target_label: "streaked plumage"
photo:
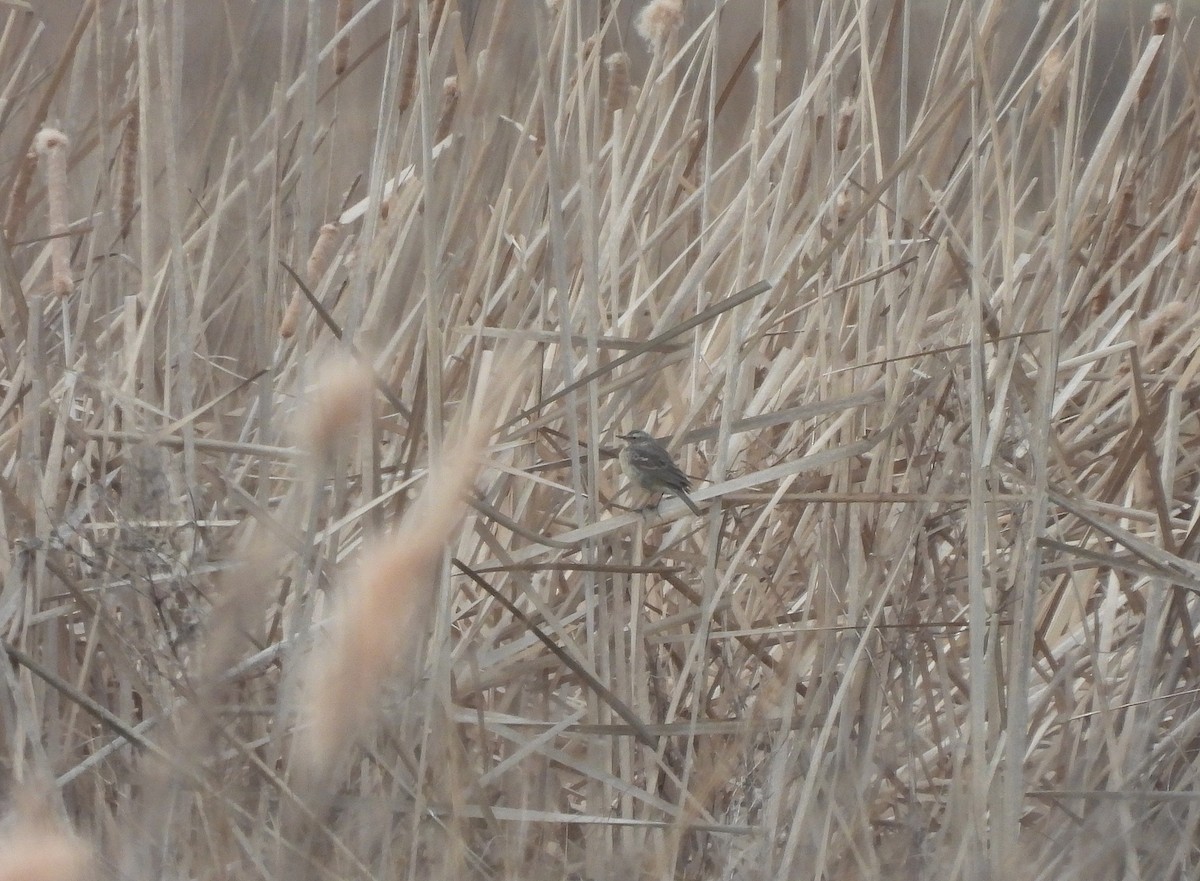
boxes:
[617,429,702,516]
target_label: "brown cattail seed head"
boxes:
[397,24,419,114]
[34,128,72,297]
[0,830,91,881]
[296,424,484,775]
[334,0,353,75]
[835,97,855,152]
[1038,45,1065,98]
[435,76,460,142]
[635,0,683,52]
[285,222,341,337]
[605,52,630,114]
[1139,300,1189,371]
[306,223,341,285]
[429,0,449,33]
[117,101,139,238]
[279,291,303,339]
[1179,182,1200,252]
[299,356,374,456]
[1152,3,1172,36]
[0,790,92,881]
[835,187,852,224]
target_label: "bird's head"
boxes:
[617,429,653,444]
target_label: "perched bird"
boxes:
[617,429,703,516]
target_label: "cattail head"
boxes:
[1038,44,1065,98]
[279,291,304,339]
[0,790,91,881]
[295,423,485,777]
[285,224,342,338]
[33,128,68,155]
[835,96,855,152]
[1179,183,1200,253]
[1152,3,1172,36]
[635,0,683,52]
[298,355,374,457]
[435,75,460,142]
[605,52,630,114]
[306,223,341,286]
[0,829,90,881]
[117,101,139,239]
[834,187,852,225]
[334,0,353,75]
[1139,300,1190,371]
[397,22,418,114]
[34,127,73,297]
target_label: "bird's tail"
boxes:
[670,486,703,516]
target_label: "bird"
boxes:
[617,429,703,516]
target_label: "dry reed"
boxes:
[2,3,1200,880]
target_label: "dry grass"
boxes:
[2,0,1200,879]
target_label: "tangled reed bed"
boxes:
[1,2,1200,879]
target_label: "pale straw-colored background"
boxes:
[2,2,1200,880]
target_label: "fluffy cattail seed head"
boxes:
[635,0,683,52]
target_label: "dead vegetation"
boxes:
[1,1,1200,879]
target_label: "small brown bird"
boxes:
[617,430,702,516]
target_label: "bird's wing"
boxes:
[626,445,671,470]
